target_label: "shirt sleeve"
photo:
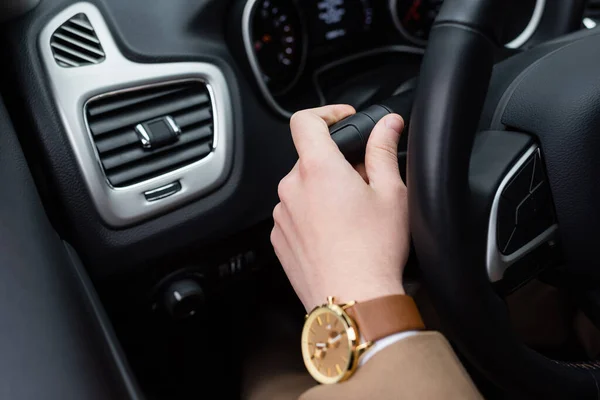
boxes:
[358,331,420,366]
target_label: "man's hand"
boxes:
[271,105,410,311]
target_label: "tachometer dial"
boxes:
[250,0,305,95]
[391,0,444,45]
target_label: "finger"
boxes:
[290,105,355,159]
[354,163,368,183]
[365,114,404,191]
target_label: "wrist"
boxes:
[310,279,405,310]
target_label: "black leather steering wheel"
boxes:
[408,0,600,398]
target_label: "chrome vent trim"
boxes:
[50,13,105,67]
[85,80,214,187]
[39,3,234,227]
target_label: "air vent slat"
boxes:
[107,143,212,187]
[102,125,213,171]
[60,25,101,44]
[86,80,215,187]
[52,33,105,57]
[50,13,105,68]
[53,54,81,67]
[51,42,100,63]
[89,92,210,136]
[173,107,212,128]
[88,86,185,117]
[95,130,140,154]
[69,15,94,31]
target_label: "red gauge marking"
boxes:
[403,0,422,24]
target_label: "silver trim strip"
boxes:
[39,3,234,227]
[486,146,558,282]
[505,0,546,49]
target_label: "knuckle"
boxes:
[290,110,309,129]
[277,172,297,202]
[277,177,289,201]
[299,153,323,176]
[272,203,283,223]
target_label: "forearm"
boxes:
[300,332,483,400]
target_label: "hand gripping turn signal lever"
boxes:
[328,92,414,165]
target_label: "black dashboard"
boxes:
[0,0,585,282]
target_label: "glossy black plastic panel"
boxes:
[0,98,141,399]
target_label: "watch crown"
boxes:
[327,296,335,305]
[341,300,356,310]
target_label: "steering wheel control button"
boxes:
[500,150,556,255]
[144,181,182,202]
[135,116,181,150]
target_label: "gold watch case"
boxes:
[301,297,373,384]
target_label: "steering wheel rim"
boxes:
[407,0,600,398]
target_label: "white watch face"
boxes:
[301,306,357,384]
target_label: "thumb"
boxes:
[365,114,404,191]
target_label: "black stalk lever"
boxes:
[328,92,414,165]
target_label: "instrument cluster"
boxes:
[243,0,543,115]
[246,0,377,96]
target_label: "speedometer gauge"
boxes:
[250,0,305,95]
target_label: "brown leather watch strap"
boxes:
[345,294,425,342]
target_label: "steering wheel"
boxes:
[407,0,600,398]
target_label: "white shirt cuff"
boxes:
[358,331,420,367]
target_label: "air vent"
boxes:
[86,81,214,187]
[50,13,105,67]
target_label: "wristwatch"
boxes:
[301,294,425,384]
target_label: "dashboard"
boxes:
[0,0,582,281]
[243,0,543,116]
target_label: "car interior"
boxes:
[3,0,600,398]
